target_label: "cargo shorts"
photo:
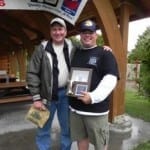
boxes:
[70,111,109,150]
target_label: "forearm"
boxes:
[89,74,117,104]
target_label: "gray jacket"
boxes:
[26,43,52,102]
[26,40,75,102]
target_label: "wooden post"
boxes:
[9,51,17,76]
[119,1,131,114]
[92,0,127,121]
[16,48,27,81]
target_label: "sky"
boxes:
[128,17,150,51]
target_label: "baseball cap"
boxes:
[80,20,96,32]
[50,17,66,28]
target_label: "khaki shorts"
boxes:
[70,111,109,150]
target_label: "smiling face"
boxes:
[50,23,67,44]
[80,30,97,48]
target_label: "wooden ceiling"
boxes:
[0,0,150,52]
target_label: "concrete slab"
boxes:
[0,102,150,150]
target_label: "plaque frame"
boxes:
[67,67,92,97]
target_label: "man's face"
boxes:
[80,30,97,48]
[50,23,67,44]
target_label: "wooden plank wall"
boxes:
[0,55,10,74]
[0,49,27,81]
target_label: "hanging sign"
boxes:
[0,0,88,25]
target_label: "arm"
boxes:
[89,74,117,104]
[26,45,43,97]
[26,45,46,110]
[78,74,117,104]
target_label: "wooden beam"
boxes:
[9,51,18,75]
[26,12,50,39]
[118,1,130,115]
[0,28,21,45]
[1,16,32,48]
[0,28,21,55]
[93,0,127,121]
[4,11,44,38]
[120,2,131,50]
[16,48,27,81]
[0,13,43,51]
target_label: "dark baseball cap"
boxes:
[80,20,96,32]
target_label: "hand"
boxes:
[77,91,92,104]
[33,100,46,110]
[103,45,112,52]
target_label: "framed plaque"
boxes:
[67,67,92,97]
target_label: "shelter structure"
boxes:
[0,0,150,122]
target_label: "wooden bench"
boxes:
[0,82,27,89]
[0,95,32,104]
[0,75,17,83]
[0,82,32,103]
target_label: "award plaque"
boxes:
[67,67,92,97]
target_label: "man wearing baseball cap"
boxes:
[69,20,119,150]
[79,19,97,32]
[50,17,67,28]
[27,17,72,150]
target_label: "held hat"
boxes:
[80,20,96,32]
[50,17,66,28]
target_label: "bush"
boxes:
[128,27,150,96]
[133,141,150,150]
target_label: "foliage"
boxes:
[133,141,150,150]
[69,36,81,47]
[128,26,150,62]
[128,27,150,96]
[96,34,104,46]
[140,64,150,96]
[128,48,139,63]
[125,90,150,122]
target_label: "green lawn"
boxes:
[125,90,150,122]
[125,90,150,150]
[133,141,150,150]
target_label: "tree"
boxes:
[96,34,104,46]
[128,26,150,96]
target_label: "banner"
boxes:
[0,0,88,25]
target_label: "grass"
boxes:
[133,141,150,150]
[125,89,150,150]
[125,90,150,122]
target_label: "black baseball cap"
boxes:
[80,20,96,32]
